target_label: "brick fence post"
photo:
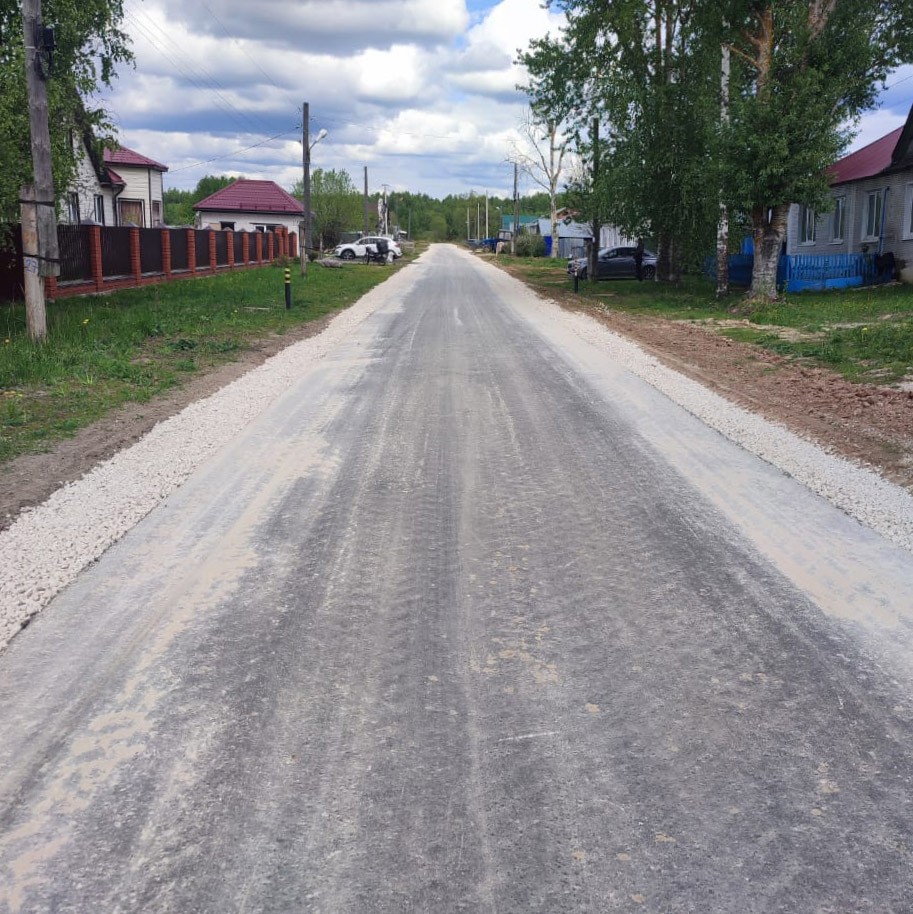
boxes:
[209,230,217,273]
[130,227,142,282]
[44,275,57,299]
[89,224,103,291]
[242,232,249,266]
[256,233,263,264]
[267,232,274,262]
[187,228,196,272]
[226,230,234,268]
[162,228,172,278]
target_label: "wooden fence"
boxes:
[1,223,297,302]
[704,251,894,292]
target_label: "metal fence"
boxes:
[58,224,94,283]
[194,230,211,269]
[139,228,163,275]
[101,226,132,277]
[170,229,189,271]
[214,231,229,266]
[1,224,281,301]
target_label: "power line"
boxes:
[125,5,278,139]
[169,129,300,172]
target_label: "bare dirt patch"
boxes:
[0,314,335,530]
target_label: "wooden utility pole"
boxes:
[716,37,731,297]
[511,163,520,255]
[301,101,310,277]
[485,194,489,240]
[21,185,47,340]
[22,0,60,340]
[363,167,369,235]
[466,207,470,241]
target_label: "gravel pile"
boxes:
[2,247,911,653]
[0,265,419,652]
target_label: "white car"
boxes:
[334,236,402,260]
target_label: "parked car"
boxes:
[567,246,657,280]
[335,236,402,260]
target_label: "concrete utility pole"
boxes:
[466,208,470,241]
[511,163,520,256]
[21,0,60,341]
[485,193,489,240]
[301,101,310,277]
[363,167,369,235]
[20,186,47,340]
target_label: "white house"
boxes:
[193,179,304,245]
[63,139,168,227]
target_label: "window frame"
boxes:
[831,196,845,244]
[94,194,105,225]
[904,183,913,241]
[862,189,884,242]
[798,204,816,245]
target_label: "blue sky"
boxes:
[99,1,911,200]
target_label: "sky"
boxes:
[99,0,913,201]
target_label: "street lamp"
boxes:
[301,101,327,277]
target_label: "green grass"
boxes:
[0,260,404,463]
[503,256,913,385]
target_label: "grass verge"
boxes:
[499,255,913,385]
[0,260,402,464]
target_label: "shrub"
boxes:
[515,233,547,257]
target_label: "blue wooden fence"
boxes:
[704,252,893,292]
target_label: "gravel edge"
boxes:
[0,266,418,652]
[2,247,911,654]
[475,250,913,555]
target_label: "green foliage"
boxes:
[163,175,234,226]
[515,233,547,257]
[0,0,133,221]
[291,168,362,249]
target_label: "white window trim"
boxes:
[904,182,913,241]
[862,189,883,243]
[830,197,845,244]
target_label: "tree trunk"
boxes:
[657,230,673,282]
[550,187,559,259]
[749,203,789,301]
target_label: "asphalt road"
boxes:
[2,245,913,913]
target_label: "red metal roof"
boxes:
[193,179,305,215]
[828,127,903,185]
[103,145,169,172]
[104,166,125,186]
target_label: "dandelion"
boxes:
[861,326,869,332]
[82,318,89,325]
[3,338,9,344]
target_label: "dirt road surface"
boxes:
[2,245,913,913]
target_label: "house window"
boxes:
[152,201,162,226]
[831,197,845,243]
[220,221,236,231]
[863,189,883,241]
[905,183,913,240]
[798,205,816,245]
[67,192,79,224]
[119,198,144,226]
[94,195,105,225]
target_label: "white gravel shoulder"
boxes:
[2,246,912,653]
[472,248,913,555]
[0,265,419,652]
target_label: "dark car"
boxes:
[567,246,657,280]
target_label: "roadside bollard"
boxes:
[284,267,291,310]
